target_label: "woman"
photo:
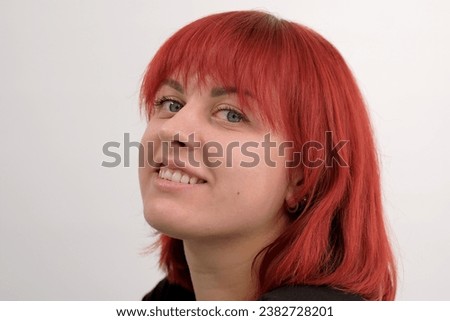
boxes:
[138,10,396,300]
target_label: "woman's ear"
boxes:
[285,171,304,207]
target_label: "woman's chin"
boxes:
[144,206,199,239]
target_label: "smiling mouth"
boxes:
[158,167,206,185]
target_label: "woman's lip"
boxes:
[153,172,206,192]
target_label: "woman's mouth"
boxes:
[158,167,206,185]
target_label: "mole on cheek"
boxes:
[237,191,240,195]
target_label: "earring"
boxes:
[287,203,300,214]
[287,197,308,216]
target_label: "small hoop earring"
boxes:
[287,197,308,216]
[287,203,299,214]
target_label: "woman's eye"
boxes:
[154,97,183,113]
[165,100,183,112]
[216,108,245,123]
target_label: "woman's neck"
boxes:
[183,216,288,301]
[184,238,259,300]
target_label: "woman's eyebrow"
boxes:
[210,87,237,97]
[163,79,184,94]
[162,79,252,98]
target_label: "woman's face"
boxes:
[139,77,295,241]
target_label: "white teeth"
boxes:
[180,174,190,184]
[163,169,172,180]
[158,168,204,185]
[171,171,182,183]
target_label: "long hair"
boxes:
[140,10,396,300]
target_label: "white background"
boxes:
[1,0,449,300]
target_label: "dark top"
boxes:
[142,278,364,301]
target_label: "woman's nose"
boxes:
[157,104,202,149]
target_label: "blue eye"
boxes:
[216,107,246,123]
[167,101,182,112]
[154,97,183,113]
[226,110,243,122]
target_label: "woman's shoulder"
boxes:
[143,278,364,301]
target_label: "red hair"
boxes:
[140,11,396,300]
